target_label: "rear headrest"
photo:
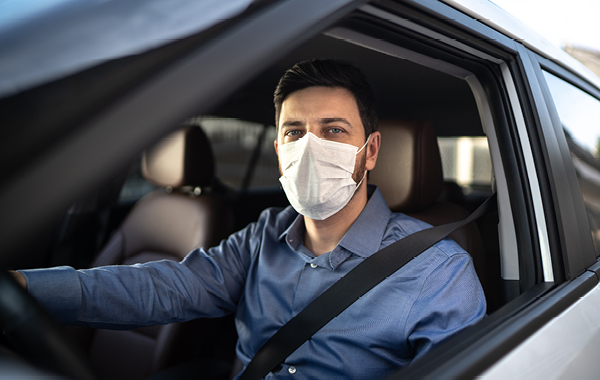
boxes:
[369,120,443,212]
[142,125,215,188]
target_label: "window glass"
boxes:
[438,137,492,188]
[543,70,600,256]
[118,166,157,202]
[197,117,280,190]
[543,71,600,155]
[118,117,280,204]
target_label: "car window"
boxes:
[543,70,600,256]
[198,117,280,190]
[118,166,157,203]
[118,117,280,204]
[439,137,492,188]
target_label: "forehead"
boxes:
[279,86,360,121]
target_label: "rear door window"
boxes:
[543,70,600,256]
[197,117,280,190]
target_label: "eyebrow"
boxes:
[280,120,304,128]
[280,118,353,128]
[320,118,353,128]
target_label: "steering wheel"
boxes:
[0,271,95,379]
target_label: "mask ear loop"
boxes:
[354,134,371,187]
[355,169,368,188]
[356,134,371,154]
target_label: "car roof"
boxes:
[443,0,600,89]
[1,0,599,100]
[0,0,255,97]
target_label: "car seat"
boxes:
[368,120,491,303]
[85,125,235,380]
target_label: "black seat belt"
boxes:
[239,193,497,380]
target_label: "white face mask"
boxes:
[278,132,370,220]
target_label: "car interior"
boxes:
[4,13,516,380]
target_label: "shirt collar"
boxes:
[279,185,392,258]
[279,211,304,251]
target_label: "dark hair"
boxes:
[274,59,378,139]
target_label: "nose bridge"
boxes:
[305,120,323,138]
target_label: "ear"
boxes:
[274,139,279,156]
[365,131,381,171]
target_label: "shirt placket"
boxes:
[291,257,327,315]
[290,247,353,315]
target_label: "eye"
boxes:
[283,129,305,141]
[325,127,347,136]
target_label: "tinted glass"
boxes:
[543,70,600,256]
[200,117,280,190]
[119,118,280,204]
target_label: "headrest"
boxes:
[142,125,215,188]
[369,120,443,212]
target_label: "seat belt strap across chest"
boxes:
[240,193,497,380]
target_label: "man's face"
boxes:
[274,86,367,182]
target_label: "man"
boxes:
[14,59,485,379]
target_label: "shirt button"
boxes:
[310,263,317,269]
[288,366,297,374]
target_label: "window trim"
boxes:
[500,62,553,282]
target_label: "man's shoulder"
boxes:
[381,213,474,287]
[253,205,298,234]
[385,212,466,258]
[387,212,433,234]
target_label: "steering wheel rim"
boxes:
[0,270,95,379]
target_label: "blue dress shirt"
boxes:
[22,186,486,379]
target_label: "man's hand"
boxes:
[9,270,27,289]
